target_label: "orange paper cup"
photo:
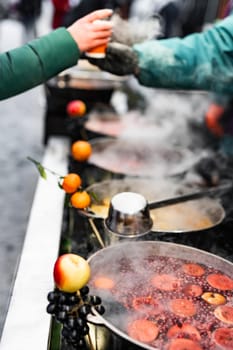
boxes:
[86,43,107,59]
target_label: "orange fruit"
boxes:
[62,173,82,194]
[70,191,91,209]
[71,140,92,162]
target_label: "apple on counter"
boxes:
[53,253,91,293]
[66,100,86,117]
[47,254,105,349]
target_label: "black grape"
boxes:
[46,285,105,349]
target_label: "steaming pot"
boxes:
[87,241,233,350]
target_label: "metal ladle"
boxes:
[104,182,231,237]
[104,192,153,238]
[77,181,232,221]
[147,181,232,210]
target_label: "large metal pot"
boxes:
[44,64,126,143]
[84,178,225,233]
[87,241,233,350]
[88,137,200,178]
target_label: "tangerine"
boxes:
[62,173,82,194]
[71,140,92,162]
[70,191,91,209]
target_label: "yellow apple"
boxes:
[53,253,91,293]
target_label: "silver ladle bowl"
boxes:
[104,192,153,238]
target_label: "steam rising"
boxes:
[88,85,212,178]
[111,13,162,46]
[89,137,202,177]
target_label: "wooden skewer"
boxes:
[88,218,105,248]
[87,333,95,350]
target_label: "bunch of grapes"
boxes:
[46,285,105,349]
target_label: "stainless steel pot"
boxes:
[87,241,233,350]
[81,178,225,233]
[88,137,200,178]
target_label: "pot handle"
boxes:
[87,307,106,326]
[77,208,103,220]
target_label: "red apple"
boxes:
[66,100,86,117]
[53,253,91,293]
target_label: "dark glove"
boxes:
[87,42,139,76]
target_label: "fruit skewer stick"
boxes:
[88,218,105,248]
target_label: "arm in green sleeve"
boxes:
[0,28,80,100]
[133,14,233,95]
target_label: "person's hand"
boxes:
[87,42,139,76]
[67,9,113,52]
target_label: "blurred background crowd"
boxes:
[0,0,226,41]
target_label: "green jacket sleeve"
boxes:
[133,14,233,95]
[0,28,79,100]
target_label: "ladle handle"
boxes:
[148,182,232,210]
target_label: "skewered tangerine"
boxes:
[61,173,82,194]
[70,191,91,209]
[71,140,92,162]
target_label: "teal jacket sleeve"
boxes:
[133,14,233,95]
[0,28,79,100]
